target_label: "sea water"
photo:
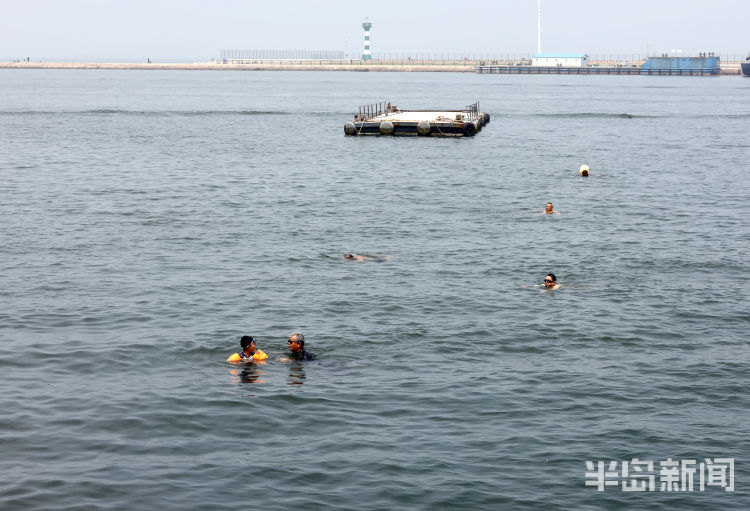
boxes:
[0,69,748,510]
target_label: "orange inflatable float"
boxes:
[226,349,268,362]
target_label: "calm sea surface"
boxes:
[1,70,749,510]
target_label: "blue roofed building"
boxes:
[532,53,590,67]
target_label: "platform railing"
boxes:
[463,102,479,121]
[357,102,388,120]
[355,101,480,122]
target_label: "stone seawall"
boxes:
[0,61,743,75]
[0,62,474,72]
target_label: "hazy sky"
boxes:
[2,0,748,61]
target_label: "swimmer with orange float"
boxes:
[579,165,601,177]
[227,335,268,362]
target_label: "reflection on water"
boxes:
[228,364,266,384]
[287,362,306,386]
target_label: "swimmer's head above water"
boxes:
[288,332,305,352]
[545,202,554,212]
[240,335,256,355]
[240,335,255,349]
[579,165,590,177]
[544,273,557,288]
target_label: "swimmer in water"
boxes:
[282,332,316,361]
[343,253,368,262]
[342,253,392,262]
[521,273,562,292]
[543,202,560,215]
[226,335,267,362]
[579,164,601,177]
[543,273,559,290]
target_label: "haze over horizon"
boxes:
[2,0,748,62]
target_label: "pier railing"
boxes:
[220,50,748,67]
[221,49,346,60]
[357,102,388,120]
[400,102,480,120]
[474,65,723,76]
[355,101,480,121]
[463,102,479,121]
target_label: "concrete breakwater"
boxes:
[0,61,475,72]
[0,60,743,75]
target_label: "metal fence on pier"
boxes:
[462,102,479,121]
[475,65,720,76]
[220,49,345,62]
[355,101,480,121]
[219,50,747,66]
[357,102,387,120]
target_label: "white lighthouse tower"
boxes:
[362,17,372,60]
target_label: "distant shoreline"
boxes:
[0,61,742,75]
[0,61,475,72]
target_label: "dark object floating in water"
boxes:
[345,101,490,137]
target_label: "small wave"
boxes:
[532,112,655,119]
[0,109,292,116]
[704,113,750,119]
[187,110,292,116]
[531,112,750,120]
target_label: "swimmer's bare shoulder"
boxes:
[342,253,366,262]
[342,253,392,262]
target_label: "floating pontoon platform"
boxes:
[344,101,490,137]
